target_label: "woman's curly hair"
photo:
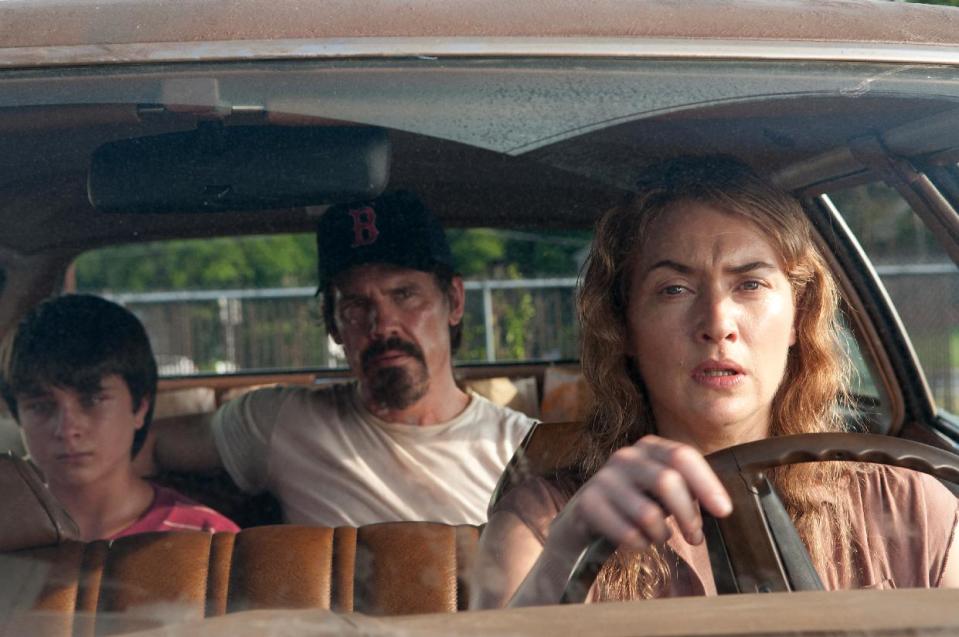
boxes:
[574,155,855,599]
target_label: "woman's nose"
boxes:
[697,292,739,344]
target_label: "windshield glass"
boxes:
[1,48,958,637]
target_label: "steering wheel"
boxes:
[560,432,959,602]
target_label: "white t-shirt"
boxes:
[211,382,535,526]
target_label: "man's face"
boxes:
[331,264,465,411]
[17,374,148,491]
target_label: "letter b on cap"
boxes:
[348,207,379,247]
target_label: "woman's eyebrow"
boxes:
[646,259,693,275]
[645,259,777,275]
[727,261,777,274]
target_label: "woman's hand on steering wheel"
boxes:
[549,435,734,556]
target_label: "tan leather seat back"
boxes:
[0,452,78,552]
[354,523,475,615]
[226,525,331,613]
[7,522,481,635]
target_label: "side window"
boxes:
[71,230,588,376]
[836,317,881,403]
[827,182,959,415]
[449,228,588,363]
[72,235,328,375]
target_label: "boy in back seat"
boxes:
[0,294,238,541]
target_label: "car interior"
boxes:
[0,55,957,634]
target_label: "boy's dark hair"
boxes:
[0,294,158,456]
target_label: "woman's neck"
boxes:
[49,471,155,541]
[656,413,771,455]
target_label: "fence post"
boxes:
[482,281,495,362]
[218,296,242,370]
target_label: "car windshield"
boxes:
[1,3,959,636]
[29,58,955,416]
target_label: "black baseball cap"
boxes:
[316,191,454,287]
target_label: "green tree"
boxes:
[448,229,506,277]
[75,234,317,292]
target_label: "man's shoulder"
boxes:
[214,380,359,438]
[244,379,356,408]
[463,390,538,430]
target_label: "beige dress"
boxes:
[493,466,959,596]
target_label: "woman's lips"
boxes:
[691,360,746,389]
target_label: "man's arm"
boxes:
[135,412,223,476]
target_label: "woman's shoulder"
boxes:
[856,464,957,512]
[853,464,957,554]
[848,464,958,588]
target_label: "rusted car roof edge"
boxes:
[3,37,959,70]
[3,0,959,48]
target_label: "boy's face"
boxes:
[17,374,148,491]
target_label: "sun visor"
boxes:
[87,124,389,213]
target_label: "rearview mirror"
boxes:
[88,124,390,213]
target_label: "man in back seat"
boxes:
[145,192,536,526]
[0,295,239,540]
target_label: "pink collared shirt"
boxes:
[109,484,239,539]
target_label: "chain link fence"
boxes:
[108,268,956,414]
[108,278,581,375]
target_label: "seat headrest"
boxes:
[487,420,586,514]
[0,452,78,551]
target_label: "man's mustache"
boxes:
[361,337,426,372]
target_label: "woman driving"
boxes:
[471,155,959,608]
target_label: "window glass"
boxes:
[74,235,326,375]
[837,318,881,403]
[827,182,959,414]
[449,228,588,363]
[73,229,588,375]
